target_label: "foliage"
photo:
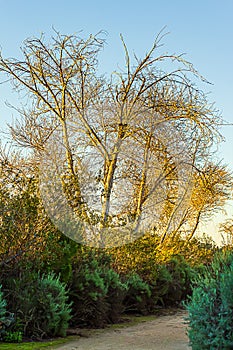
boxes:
[2,272,71,339]
[158,256,196,306]
[110,232,216,275]
[186,163,233,240]
[0,285,6,321]
[103,267,128,323]
[69,250,128,327]
[0,144,223,339]
[111,233,210,311]
[0,337,74,349]
[0,285,15,341]
[0,152,81,289]
[186,252,233,349]
[110,232,215,309]
[0,285,7,340]
[3,331,23,343]
[0,156,55,270]
[123,273,151,314]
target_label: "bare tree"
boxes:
[0,30,223,247]
[186,163,233,240]
[220,218,233,246]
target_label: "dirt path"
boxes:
[53,310,191,350]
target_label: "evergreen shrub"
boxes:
[69,257,127,327]
[123,273,151,314]
[0,285,15,341]
[186,252,233,349]
[3,272,71,339]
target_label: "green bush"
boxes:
[148,264,172,309]
[69,256,127,327]
[0,285,6,320]
[0,285,15,341]
[103,268,128,323]
[140,255,196,310]
[36,273,72,337]
[3,272,71,339]
[186,252,233,349]
[69,258,109,328]
[3,331,23,343]
[123,273,151,314]
[0,285,7,340]
[162,256,196,306]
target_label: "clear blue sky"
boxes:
[0,0,232,167]
[0,0,232,242]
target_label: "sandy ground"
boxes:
[53,310,191,350]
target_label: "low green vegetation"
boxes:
[0,164,228,346]
[0,223,219,343]
[1,174,232,348]
[4,273,71,339]
[0,337,76,349]
[186,251,233,349]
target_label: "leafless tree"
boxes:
[0,30,223,247]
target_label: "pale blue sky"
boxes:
[0,0,232,242]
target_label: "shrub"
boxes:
[123,273,151,314]
[162,256,196,306]
[0,285,15,341]
[36,273,72,337]
[0,285,7,340]
[135,256,196,309]
[186,252,233,349]
[0,285,6,321]
[3,331,23,343]
[110,232,216,275]
[69,255,127,327]
[148,264,172,309]
[103,268,128,323]
[137,259,190,310]
[69,258,109,328]
[3,272,71,339]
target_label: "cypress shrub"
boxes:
[69,258,127,327]
[123,273,151,314]
[186,252,233,349]
[3,272,71,339]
